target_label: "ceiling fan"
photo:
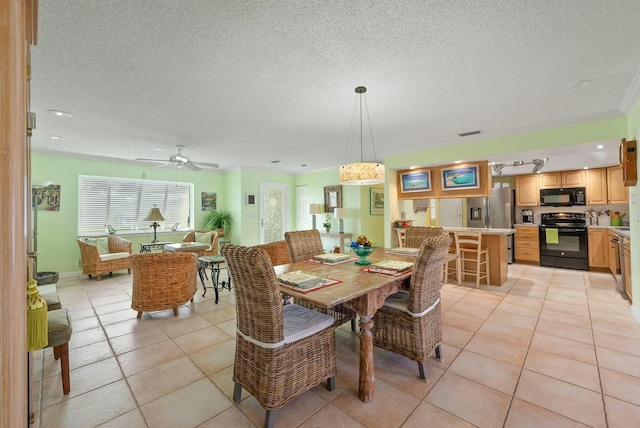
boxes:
[135,145,219,171]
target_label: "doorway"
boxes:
[259,182,289,243]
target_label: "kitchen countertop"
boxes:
[587,225,631,238]
[514,223,538,227]
[442,227,514,235]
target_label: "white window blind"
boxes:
[79,175,193,235]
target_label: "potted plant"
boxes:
[201,209,232,237]
[323,214,332,233]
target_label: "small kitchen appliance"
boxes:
[521,209,534,224]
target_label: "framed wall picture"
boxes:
[441,164,479,190]
[370,187,384,215]
[399,170,431,193]
[201,192,217,211]
[324,185,342,213]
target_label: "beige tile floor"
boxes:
[32,264,640,428]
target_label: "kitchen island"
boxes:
[442,227,514,286]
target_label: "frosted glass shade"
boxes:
[339,162,385,185]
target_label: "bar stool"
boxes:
[46,309,73,394]
[454,231,490,288]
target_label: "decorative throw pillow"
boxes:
[85,237,110,255]
[195,231,213,245]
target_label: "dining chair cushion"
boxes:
[238,304,334,349]
[384,290,440,318]
[42,292,62,311]
[84,237,110,255]
[195,231,214,245]
[47,309,73,348]
[98,252,130,262]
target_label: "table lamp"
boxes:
[309,203,323,229]
[144,206,165,242]
[334,208,347,233]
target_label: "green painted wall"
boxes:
[626,99,640,317]
[32,153,225,274]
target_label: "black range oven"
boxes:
[539,212,589,271]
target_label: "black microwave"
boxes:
[540,187,586,206]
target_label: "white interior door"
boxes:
[295,185,310,230]
[259,182,289,243]
[439,198,463,227]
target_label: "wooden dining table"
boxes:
[274,247,419,403]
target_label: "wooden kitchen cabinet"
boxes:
[588,228,609,269]
[515,226,539,263]
[623,238,631,301]
[539,170,586,189]
[586,168,607,205]
[607,166,628,204]
[515,174,539,206]
[608,229,619,276]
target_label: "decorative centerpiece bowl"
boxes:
[351,243,381,265]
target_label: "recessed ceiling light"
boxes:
[569,80,590,88]
[596,144,604,149]
[49,110,74,118]
[454,160,462,164]
[301,164,307,167]
[270,160,281,164]
[49,135,64,140]
[584,166,589,170]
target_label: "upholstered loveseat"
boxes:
[77,236,132,280]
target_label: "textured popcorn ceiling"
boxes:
[31,1,640,174]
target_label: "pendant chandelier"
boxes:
[339,86,385,185]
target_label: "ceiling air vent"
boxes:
[458,130,482,137]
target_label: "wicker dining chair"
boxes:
[222,244,336,428]
[182,230,219,256]
[284,230,357,329]
[404,226,444,248]
[130,252,198,318]
[254,240,292,266]
[372,232,451,380]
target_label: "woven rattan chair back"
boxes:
[408,233,452,313]
[284,229,324,262]
[404,226,444,249]
[222,244,285,344]
[130,252,197,318]
[254,240,292,266]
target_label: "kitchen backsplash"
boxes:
[515,203,629,226]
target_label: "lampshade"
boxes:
[334,208,347,219]
[339,86,385,185]
[309,203,323,215]
[144,207,165,222]
[339,163,385,185]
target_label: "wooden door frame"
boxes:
[1,1,36,426]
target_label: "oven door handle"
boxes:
[539,226,586,233]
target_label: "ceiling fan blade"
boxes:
[153,162,172,169]
[183,161,202,171]
[135,157,170,163]
[191,161,219,169]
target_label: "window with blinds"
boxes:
[79,175,193,235]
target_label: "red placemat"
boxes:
[361,267,413,276]
[279,278,342,294]
[307,256,358,265]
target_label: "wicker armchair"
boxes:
[130,252,197,318]
[404,226,444,248]
[372,232,451,380]
[222,244,336,428]
[284,230,357,329]
[77,236,132,280]
[182,230,219,256]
